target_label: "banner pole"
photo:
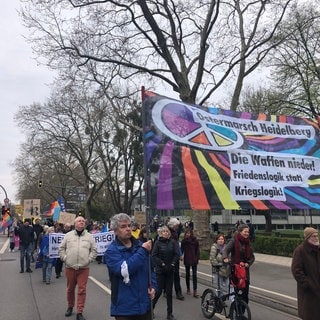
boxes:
[141,86,154,319]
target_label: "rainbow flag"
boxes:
[43,200,61,221]
[0,212,13,232]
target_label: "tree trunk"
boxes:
[263,210,272,232]
[193,210,211,251]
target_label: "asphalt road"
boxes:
[0,235,298,320]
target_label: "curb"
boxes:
[180,269,298,317]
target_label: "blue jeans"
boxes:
[20,243,33,271]
[42,260,53,283]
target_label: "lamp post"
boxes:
[0,184,9,208]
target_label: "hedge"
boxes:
[252,235,302,257]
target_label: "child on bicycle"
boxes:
[210,234,231,288]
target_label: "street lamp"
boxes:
[0,184,9,208]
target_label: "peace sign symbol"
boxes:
[152,99,244,151]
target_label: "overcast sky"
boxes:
[0,1,54,204]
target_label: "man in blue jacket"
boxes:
[104,213,156,320]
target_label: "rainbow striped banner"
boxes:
[143,91,320,210]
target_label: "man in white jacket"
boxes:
[59,216,97,320]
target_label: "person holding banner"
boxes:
[39,226,56,284]
[55,222,72,278]
[104,213,156,320]
[59,216,97,320]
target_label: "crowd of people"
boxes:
[4,212,318,320]
[5,214,254,320]
[6,216,101,320]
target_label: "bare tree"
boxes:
[20,0,292,108]
[14,85,143,220]
[267,2,320,118]
[18,0,295,246]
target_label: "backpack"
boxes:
[231,264,247,289]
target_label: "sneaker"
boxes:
[20,270,24,273]
[26,268,33,273]
[167,314,176,320]
[12,249,14,252]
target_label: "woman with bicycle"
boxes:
[222,224,255,304]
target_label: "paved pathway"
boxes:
[200,252,292,268]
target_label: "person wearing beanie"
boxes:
[303,227,318,241]
[291,227,320,320]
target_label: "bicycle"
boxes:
[200,263,251,320]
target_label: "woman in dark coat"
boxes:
[291,227,320,320]
[152,225,179,320]
[181,229,200,297]
[222,223,255,304]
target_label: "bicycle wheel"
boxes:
[201,288,217,319]
[229,298,251,320]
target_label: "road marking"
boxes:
[250,285,297,301]
[198,270,211,277]
[0,238,9,254]
[185,267,297,302]
[89,275,111,295]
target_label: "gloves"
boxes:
[121,261,130,284]
[165,263,175,273]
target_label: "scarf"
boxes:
[234,233,251,263]
[306,241,320,252]
[217,244,225,254]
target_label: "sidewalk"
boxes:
[254,252,292,267]
[200,252,292,268]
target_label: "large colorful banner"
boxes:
[143,91,320,210]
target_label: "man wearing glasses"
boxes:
[292,227,320,320]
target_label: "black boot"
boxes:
[76,313,86,320]
[65,307,73,317]
[176,292,184,300]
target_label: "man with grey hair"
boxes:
[167,218,184,301]
[104,213,157,320]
